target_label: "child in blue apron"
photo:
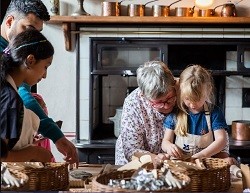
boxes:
[0,29,54,162]
[162,65,229,160]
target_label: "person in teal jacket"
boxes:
[1,0,78,165]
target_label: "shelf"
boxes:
[47,16,250,51]
[48,16,250,25]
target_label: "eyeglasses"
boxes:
[149,95,176,109]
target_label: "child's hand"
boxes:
[153,153,170,168]
[165,144,183,159]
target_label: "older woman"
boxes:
[115,61,177,165]
[115,61,236,166]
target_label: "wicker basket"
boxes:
[24,162,69,191]
[21,162,69,191]
[187,158,231,192]
[92,169,190,192]
[1,168,29,191]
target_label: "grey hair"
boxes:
[137,61,175,100]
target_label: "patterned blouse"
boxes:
[115,88,166,165]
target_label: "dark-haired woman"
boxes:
[0,29,54,161]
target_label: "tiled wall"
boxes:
[78,27,250,140]
[225,52,250,125]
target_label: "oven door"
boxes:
[91,37,168,75]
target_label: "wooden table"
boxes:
[68,164,243,192]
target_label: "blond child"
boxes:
[162,65,229,160]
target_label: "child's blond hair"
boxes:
[175,65,215,136]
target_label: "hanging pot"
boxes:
[151,0,181,17]
[175,6,195,17]
[220,2,237,17]
[210,1,237,17]
[127,0,158,17]
[198,8,216,17]
[232,120,250,141]
[109,107,123,138]
[102,0,125,16]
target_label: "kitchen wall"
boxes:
[40,0,250,161]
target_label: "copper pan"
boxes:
[175,6,195,17]
[102,0,126,16]
[151,0,181,17]
[232,120,250,141]
[198,9,216,17]
[127,0,158,17]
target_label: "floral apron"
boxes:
[175,103,213,156]
[7,76,40,150]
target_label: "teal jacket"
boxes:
[18,83,64,143]
[0,36,8,52]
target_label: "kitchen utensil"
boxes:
[175,6,195,17]
[211,1,238,17]
[127,0,157,17]
[109,107,123,137]
[232,120,250,141]
[198,8,216,17]
[151,0,181,17]
[221,1,237,17]
[71,0,88,16]
[102,0,125,16]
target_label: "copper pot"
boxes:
[151,0,181,17]
[198,9,216,17]
[102,1,121,16]
[175,6,195,17]
[221,2,237,17]
[127,4,145,16]
[127,0,159,17]
[232,120,250,141]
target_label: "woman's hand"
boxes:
[55,137,79,167]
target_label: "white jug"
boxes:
[109,107,123,138]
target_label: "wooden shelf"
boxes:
[48,15,250,25]
[47,16,250,51]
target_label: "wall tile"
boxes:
[226,76,243,88]
[80,79,89,99]
[226,59,237,71]
[243,77,250,87]
[80,58,90,79]
[242,108,250,120]
[80,78,90,100]
[79,35,90,59]
[225,88,242,107]
[79,120,90,140]
[80,99,90,120]
[223,28,245,38]
[226,51,237,61]
[225,107,242,125]
[245,28,250,38]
